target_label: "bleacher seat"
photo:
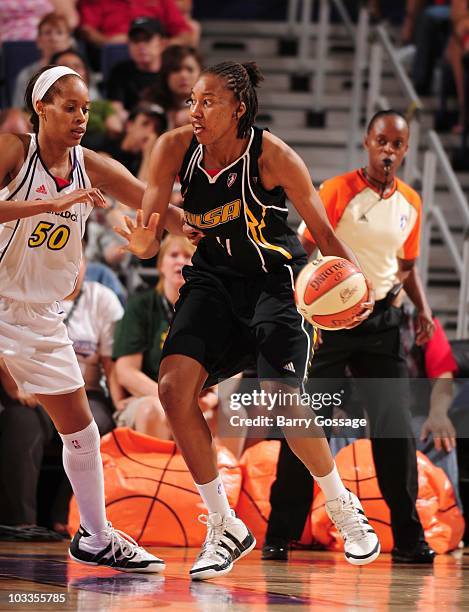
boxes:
[1,41,40,107]
[100,43,130,83]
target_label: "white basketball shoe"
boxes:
[326,491,380,565]
[69,523,165,573]
[190,510,256,580]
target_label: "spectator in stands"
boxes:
[12,13,74,108]
[0,109,31,134]
[0,0,78,43]
[50,48,125,146]
[407,1,451,96]
[0,361,63,541]
[446,0,469,132]
[447,350,469,543]
[144,45,202,128]
[106,18,165,113]
[78,0,197,64]
[51,48,100,100]
[401,307,460,501]
[368,0,407,24]
[0,257,122,538]
[61,257,122,435]
[82,226,127,306]
[174,0,201,46]
[101,104,167,180]
[112,234,195,437]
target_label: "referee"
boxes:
[263,110,436,564]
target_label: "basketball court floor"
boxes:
[0,543,467,610]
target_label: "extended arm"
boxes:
[114,127,192,258]
[0,136,106,223]
[420,373,456,452]
[399,258,434,344]
[263,135,360,267]
[114,354,159,397]
[84,147,186,235]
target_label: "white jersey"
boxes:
[0,134,93,303]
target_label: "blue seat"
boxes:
[1,41,40,107]
[101,43,130,83]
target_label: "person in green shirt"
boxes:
[112,234,195,437]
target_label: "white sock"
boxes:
[312,463,348,502]
[195,475,231,517]
[60,420,107,535]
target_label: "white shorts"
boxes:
[0,296,84,395]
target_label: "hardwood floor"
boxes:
[0,543,467,610]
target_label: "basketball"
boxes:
[294,256,368,330]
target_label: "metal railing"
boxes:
[287,0,355,119]
[346,5,369,169]
[363,19,469,337]
[420,132,469,338]
[366,26,423,183]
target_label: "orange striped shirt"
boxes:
[301,170,422,300]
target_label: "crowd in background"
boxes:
[369,1,469,158]
[0,0,467,549]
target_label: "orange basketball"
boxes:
[294,256,368,330]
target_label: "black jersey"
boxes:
[179,126,306,276]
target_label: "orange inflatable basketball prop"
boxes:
[235,440,314,548]
[68,427,242,546]
[311,439,464,553]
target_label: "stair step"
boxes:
[203,53,355,74]
[200,20,352,38]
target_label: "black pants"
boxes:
[266,301,425,549]
[412,6,450,96]
[0,388,114,526]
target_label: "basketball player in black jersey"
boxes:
[117,61,381,579]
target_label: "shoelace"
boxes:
[196,514,227,562]
[104,526,143,562]
[330,498,369,544]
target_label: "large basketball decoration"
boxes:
[295,256,368,330]
[310,439,464,553]
[235,440,314,548]
[68,427,242,546]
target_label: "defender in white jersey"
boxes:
[0,65,183,573]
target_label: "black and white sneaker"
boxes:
[190,510,256,580]
[326,491,380,566]
[69,523,165,573]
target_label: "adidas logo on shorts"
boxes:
[283,362,296,373]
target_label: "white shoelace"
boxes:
[196,514,228,562]
[103,526,143,562]
[329,498,369,544]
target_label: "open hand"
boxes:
[51,188,107,213]
[420,414,456,453]
[114,209,161,259]
[415,310,435,346]
[344,278,375,329]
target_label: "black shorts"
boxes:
[160,263,313,387]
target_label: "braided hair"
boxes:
[203,61,264,138]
